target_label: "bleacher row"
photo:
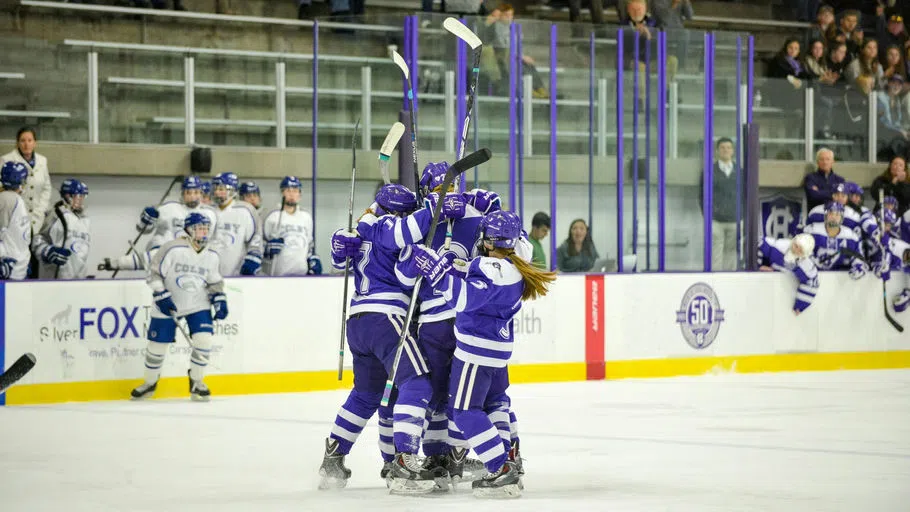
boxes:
[0,0,856,162]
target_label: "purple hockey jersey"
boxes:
[804,223,862,271]
[757,236,819,312]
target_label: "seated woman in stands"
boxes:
[557,219,599,273]
[765,38,811,111]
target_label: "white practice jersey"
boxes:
[262,206,314,276]
[0,190,32,280]
[148,237,224,316]
[211,199,262,276]
[32,207,91,279]
[144,201,218,251]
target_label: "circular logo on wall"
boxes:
[675,282,725,350]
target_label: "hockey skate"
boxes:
[471,460,522,499]
[421,454,454,492]
[318,438,352,490]
[446,447,487,483]
[509,440,525,490]
[130,380,157,400]
[188,371,211,402]
[386,452,437,495]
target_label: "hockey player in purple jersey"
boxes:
[869,209,910,312]
[402,210,556,498]
[843,182,880,257]
[758,233,819,314]
[804,201,866,277]
[318,184,459,493]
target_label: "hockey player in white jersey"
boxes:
[870,209,910,312]
[201,181,212,206]
[0,162,31,280]
[804,201,866,278]
[758,233,819,314]
[131,212,227,402]
[209,172,263,276]
[239,181,262,213]
[33,179,91,279]
[98,176,216,272]
[262,176,321,276]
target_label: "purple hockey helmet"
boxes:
[419,161,449,196]
[481,210,522,249]
[375,184,418,215]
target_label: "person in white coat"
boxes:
[1,127,52,235]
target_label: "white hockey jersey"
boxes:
[144,201,218,252]
[261,206,314,276]
[32,206,91,279]
[0,190,32,280]
[211,199,262,276]
[148,237,224,317]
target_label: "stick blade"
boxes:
[443,17,483,49]
[380,122,406,158]
[391,50,409,79]
[0,352,37,394]
[449,148,492,175]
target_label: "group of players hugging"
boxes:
[759,182,910,315]
[317,162,556,499]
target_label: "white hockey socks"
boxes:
[143,341,169,384]
[188,332,213,381]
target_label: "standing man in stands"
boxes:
[804,147,845,211]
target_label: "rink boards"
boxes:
[1,272,908,405]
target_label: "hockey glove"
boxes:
[0,257,16,280]
[210,292,228,320]
[308,255,323,275]
[848,260,867,280]
[331,229,362,260]
[424,193,467,221]
[240,252,262,275]
[153,290,177,316]
[464,188,502,215]
[265,238,285,259]
[137,206,159,231]
[894,289,910,313]
[41,246,72,266]
[409,244,451,287]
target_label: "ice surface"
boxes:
[1,370,909,512]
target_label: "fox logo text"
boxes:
[79,307,143,339]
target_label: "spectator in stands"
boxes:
[700,137,740,271]
[877,75,909,161]
[766,38,810,110]
[797,0,821,23]
[804,147,845,211]
[881,44,906,82]
[806,5,835,48]
[567,0,605,29]
[826,9,863,57]
[651,0,694,71]
[871,155,910,213]
[557,219,599,273]
[804,39,840,138]
[297,0,312,19]
[528,211,551,269]
[845,38,883,94]
[623,0,677,105]
[482,4,549,98]
[880,13,908,50]
[1,127,52,236]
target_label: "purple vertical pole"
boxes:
[657,31,667,272]
[632,31,639,259]
[517,23,525,219]
[588,29,595,229]
[735,36,743,270]
[703,32,715,272]
[549,24,558,271]
[645,35,652,270]
[410,16,419,114]
[509,22,518,212]
[312,20,319,249]
[455,21,467,186]
[747,36,754,125]
[616,29,625,272]
[402,17,411,112]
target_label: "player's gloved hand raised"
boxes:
[849,260,867,280]
[307,255,323,275]
[138,206,159,230]
[41,246,71,266]
[0,257,16,280]
[424,193,467,221]
[408,244,451,287]
[464,188,501,215]
[240,252,262,276]
[153,290,177,316]
[265,238,284,259]
[331,229,361,260]
[210,292,228,320]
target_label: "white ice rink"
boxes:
[2,370,909,512]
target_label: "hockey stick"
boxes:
[111,175,183,278]
[392,51,422,200]
[878,189,905,333]
[379,122,406,186]
[338,118,361,381]
[442,17,483,249]
[52,200,69,279]
[0,353,37,395]
[380,148,492,407]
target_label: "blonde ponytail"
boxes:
[508,251,557,301]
